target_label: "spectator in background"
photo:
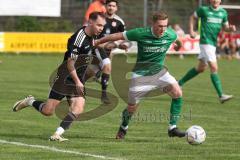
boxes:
[227,31,237,60]
[236,38,240,59]
[172,24,185,59]
[173,24,185,37]
[83,0,106,26]
[217,30,229,59]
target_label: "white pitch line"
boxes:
[0,139,124,160]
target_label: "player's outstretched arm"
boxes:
[67,58,84,94]
[189,14,197,38]
[95,32,125,46]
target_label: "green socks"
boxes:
[121,108,133,127]
[179,67,199,86]
[210,73,223,97]
[170,97,183,125]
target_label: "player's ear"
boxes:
[88,19,93,26]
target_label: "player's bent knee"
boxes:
[41,104,56,116]
[42,109,54,116]
[210,66,218,73]
[174,90,182,98]
[102,59,111,73]
[171,87,182,98]
[102,65,111,73]
[197,67,205,73]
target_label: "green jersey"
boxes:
[196,6,228,46]
[124,27,177,76]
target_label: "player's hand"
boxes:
[173,43,181,51]
[190,31,197,39]
[119,43,129,52]
[93,39,99,47]
[119,41,132,52]
[76,82,84,95]
[229,25,236,32]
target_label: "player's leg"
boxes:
[12,90,62,116]
[208,61,233,103]
[178,45,208,86]
[116,103,138,139]
[101,62,111,104]
[95,48,112,104]
[116,73,155,139]
[50,96,85,142]
[203,44,233,103]
[159,71,185,138]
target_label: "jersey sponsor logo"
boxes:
[161,40,167,44]
[218,12,223,17]
[111,21,117,27]
[207,17,222,24]
[143,46,167,53]
[84,45,90,49]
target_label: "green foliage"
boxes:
[15,16,41,32]
[13,16,73,32]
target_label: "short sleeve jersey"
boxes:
[124,27,177,76]
[98,14,125,38]
[195,6,228,46]
[63,26,94,83]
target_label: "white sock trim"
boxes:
[168,125,176,130]
[121,125,128,130]
[55,127,65,135]
[28,99,35,106]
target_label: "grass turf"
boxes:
[0,53,239,160]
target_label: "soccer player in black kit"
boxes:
[12,12,107,141]
[93,0,127,104]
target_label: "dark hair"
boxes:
[106,0,118,6]
[152,11,168,22]
[89,12,106,21]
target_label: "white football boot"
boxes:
[219,94,233,104]
[12,95,35,112]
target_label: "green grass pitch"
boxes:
[0,53,239,160]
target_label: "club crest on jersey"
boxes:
[112,21,117,27]
[218,12,223,17]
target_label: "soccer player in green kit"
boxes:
[178,0,236,103]
[95,11,186,139]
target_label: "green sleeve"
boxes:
[222,10,228,25]
[196,7,204,18]
[124,28,141,41]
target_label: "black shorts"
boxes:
[48,65,85,101]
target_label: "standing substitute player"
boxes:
[12,12,106,141]
[178,0,236,103]
[95,12,186,139]
[93,0,126,104]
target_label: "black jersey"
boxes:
[98,14,125,38]
[64,26,94,61]
[60,26,95,84]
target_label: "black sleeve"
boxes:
[65,43,81,60]
[118,23,125,32]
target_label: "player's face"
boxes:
[89,16,106,36]
[152,19,168,37]
[210,0,221,9]
[106,2,118,15]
